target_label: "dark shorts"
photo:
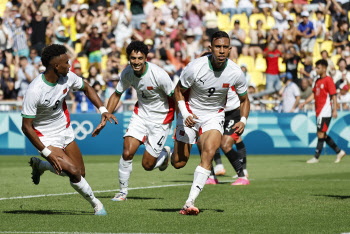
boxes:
[316,116,331,132]
[223,108,241,141]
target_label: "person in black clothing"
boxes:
[284,46,301,86]
[0,65,17,100]
[30,11,53,55]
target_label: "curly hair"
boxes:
[211,31,230,44]
[126,41,149,58]
[41,44,67,68]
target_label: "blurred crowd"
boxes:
[0,0,349,113]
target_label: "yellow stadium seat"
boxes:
[298,62,304,77]
[0,0,7,17]
[218,12,231,32]
[245,36,251,44]
[320,40,333,54]
[312,55,322,66]
[77,57,89,74]
[237,55,255,72]
[313,42,320,57]
[101,55,108,71]
[231,14,249,30]
[264,16,275,30]
[325,14,332,30]
[153,0,165,8]
[255,56,267,72]
[249,13,266,30]
[331,54,341,69]
[75,43,82,54]
[278,57,286,73]
[120,53,128,66]
[249,71,266,87]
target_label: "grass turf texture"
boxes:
[0,155,349,233]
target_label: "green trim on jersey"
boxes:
[179,81,188,90]
[134,62,148,78]
[115,90,123,95]
[238,91,247,96]
[42,74,58,87]
[168,90,175,97]
[21,114,36,118]
[79,79,85,90]
[208,55,228,72]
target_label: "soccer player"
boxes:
[299,59,346,163]
[172,31,250,215]
[22,44,117,216]
[206,85,249,185]
[92,41,175,201]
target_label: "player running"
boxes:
[172,31,250,215]
[92,41,175,201]
[206,85,249,185]
[299,59,346,163]
[22,44,117,216]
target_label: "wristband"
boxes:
[178,100,192,119]
[99,106,108,114]
[41,147,51,158]
[240,116,247,125]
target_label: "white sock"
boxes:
[70,176,99,208]
[119,157,133,194]
[186,166,211,204]
[153,150,167,169]
[209,175,216,180]
[39,160,67,176]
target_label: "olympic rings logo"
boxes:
[71,120,93,140]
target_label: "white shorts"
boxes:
[175,112,225,144]
[39,125,75,150]
[124,114,171,158]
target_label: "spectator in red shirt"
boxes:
[254,40,282,98]
[299,59,346,164]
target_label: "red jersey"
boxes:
[265,48,282,75]
[313,76,337,117]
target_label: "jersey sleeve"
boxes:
[326,77,337,96]
[179,62,196,89]
[115,68,131,94]
[234,70,248,96]
[68,71,84,90]
[159,69,175,96]
[21,88,40,118]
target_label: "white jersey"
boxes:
[21,71,84,137]
[180,55,247,116]
[225,86,240,112]
[116,62,175,124]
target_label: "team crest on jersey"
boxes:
[147,86,153,90]
[320,84,324,89]
[222,83,229,88]
[63,88,67,94]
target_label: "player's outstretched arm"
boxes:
[299,92,314,109]
[331,94,338,118]
[92,92,121,137]
[22,118,62,174]
[233,94,250,135]
[174,82,197,127]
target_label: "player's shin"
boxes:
[186,166,211,204]
[70,176,100,207]
[224,149,245,177]
[315,138,325,159]
[119,157,133,194]
[325,136,341,154]
[39,160,68,176]
[236,141,247,170]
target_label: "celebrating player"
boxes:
[172,31,250,215]
[22,44,117,215]
[92,41,175,201]
[299,59,346,163]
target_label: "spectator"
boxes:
[0,89,11,111]
[0,17,11,55]
[130,0,146,30]
[87,65,104,86]
[71,90,96,113]
[272,3,290,37]
[112,1,132,52]
[321,50,336,77]
[134,20,154,41]
[267,26,282,46]
[258,0,274,17]
[60,8,77,42]
[324,0,347,34]
[86,24,103,71]
[161,0,175,20]
[237,0,254,17]
[12,17,29,58]
[220,0,237,19]
[92,81,106,104]
[166,7,182,29]
[314,10,327,42]
[184,29,200,61]
[28,48,41,69]
[249,20,266,59]
[73,63,83,78]
[229,20,246,62]
[203,1,219,39]
[299,77,313,100]
[253,40,282,98]
[54,26,72,47]
[0,65,16,100]
[15,56,38,100]
[75,4,91,42]
[297,11,316,55]
[279,72,301,113]
[92,4,109,25]
[337,83,350,110]
[300,56,313,79]
[185,5,203,40]
[333,21,349,54]
[334,59,350,88]
[104,74,125,112]
[283,15,297,45]
[241,64,251,85]
[30,10,53,55]
[284,46,301,85]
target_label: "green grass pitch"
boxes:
[0,155,349,233]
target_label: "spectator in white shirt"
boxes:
[279,72,300,113]
[337,83,350,110]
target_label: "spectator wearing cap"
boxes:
[0,65,16,100]
[203,1,219,39]
[72,63,83,78]
[112,1,132,51]
[299,77,313,100]
[28,48,41,69]
[337,83,350,110]
[11,17,29,58]
[144,39,156,62]
[249,19,266,59]
[184,29,200,61]
[333,21,349,54]
[279,72,300,113]
[3,5,20,30]
[29,10,54,55]
[267,25,282,46]
[15,56,38,100]
[237,0,254,18]
[130,0,146,30]
[105,74,126,113]
[257,0,274,17]
[229,19,246,62]
[334,58,350,88]
[284,46,301,85]
[297,11,316,55]
[220,0,237,19]
[54,26,73,47]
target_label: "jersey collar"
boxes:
[42,74,58,87]
[134,62,148,78]
[208,55,227,72]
